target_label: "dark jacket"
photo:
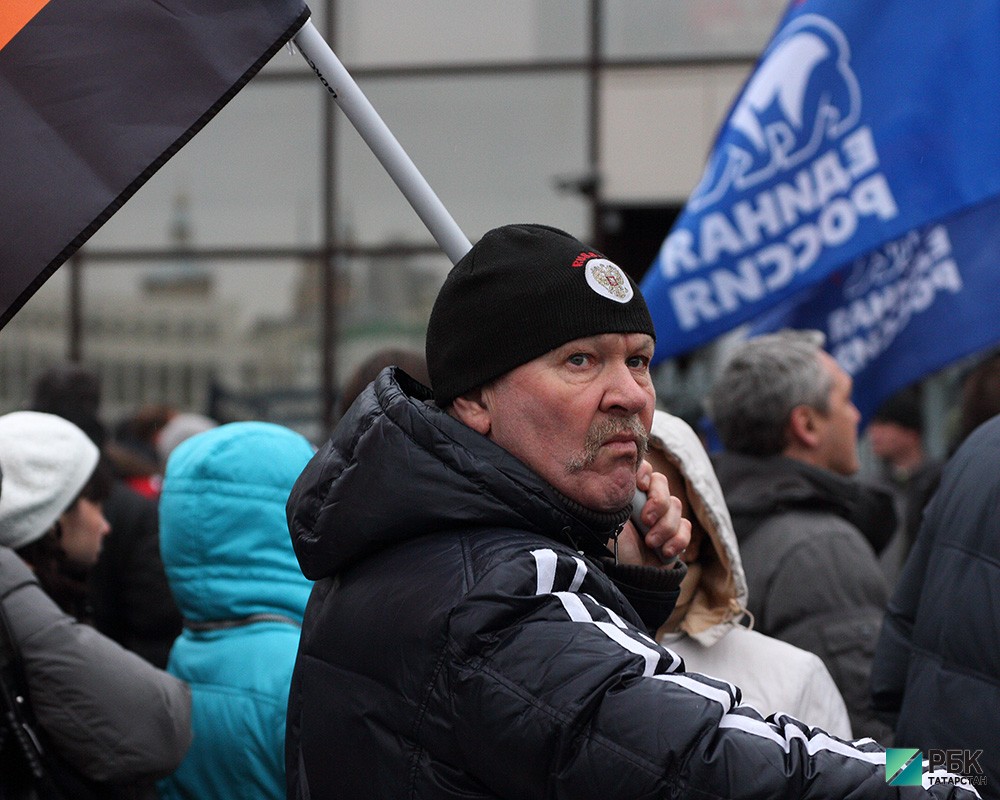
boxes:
[713,452,895,743]
[88,481,182,667]
[872,415,1000,796]
[283,368,961,799]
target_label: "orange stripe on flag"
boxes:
[1,0,52,52]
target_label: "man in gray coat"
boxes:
[706,330,895,743]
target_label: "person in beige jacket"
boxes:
[635,409,852,738]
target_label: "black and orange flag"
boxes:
[0,0,310,329]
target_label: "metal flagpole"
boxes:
[292,19,473,265]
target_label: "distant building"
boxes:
[0,247,442,441]
[0,287,241,423]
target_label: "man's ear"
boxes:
[787,404,821,450]
[449,388,491,435]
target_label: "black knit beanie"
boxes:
[426,224,655,406]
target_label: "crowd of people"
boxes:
[1,223,997,799]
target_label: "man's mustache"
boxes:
[567,417,649,473]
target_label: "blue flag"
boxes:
[641,0,1000,370]
[750,201,1000,423]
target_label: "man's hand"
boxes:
[614,460,691,568]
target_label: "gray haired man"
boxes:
[708,330,895,743]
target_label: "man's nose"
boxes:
[602,363,651,415]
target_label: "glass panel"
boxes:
[0,272,69,414]
[600,63,754,203]
[605,0,787,59]
[88,82,324,251]
[308,1,329,35]
[336,0,586,66]
[1,260,322,441]
[336,73,591,246]
[334,248,446,396]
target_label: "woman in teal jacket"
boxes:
[157,421,314,800]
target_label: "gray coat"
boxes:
[713,452,895,744]
[0,546,192,785]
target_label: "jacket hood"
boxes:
[648,411,745,645]
[288,368,630,581]
[711,451,895,547]
[159,421,315,623]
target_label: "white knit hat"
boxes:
[0,411,100,550]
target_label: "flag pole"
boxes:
[292,20,472,265]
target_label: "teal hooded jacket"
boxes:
[157,422,314,800]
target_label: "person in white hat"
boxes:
[0,410,111,609]
[0,411,192,795]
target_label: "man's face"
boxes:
[478,333,656,513]
[867,420,920,466]
[812,351,862,476]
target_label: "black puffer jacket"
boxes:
[872,415,1000,796]
[284,369,963,799]
[713,452,895,744]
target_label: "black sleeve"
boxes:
[440,545,960,799]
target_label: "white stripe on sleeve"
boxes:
[526,548,974,784]
[532,548,558,596]
[719,713,885,765]
[653,673,736,711]
[569,556,587,592]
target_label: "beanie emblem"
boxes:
[584,258,633,304]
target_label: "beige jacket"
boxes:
[649,410,852,739]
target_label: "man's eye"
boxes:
[627,356,650,369]
[567,353,589,366]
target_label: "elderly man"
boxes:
[285,226,966,799]
[707,330,895,744]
